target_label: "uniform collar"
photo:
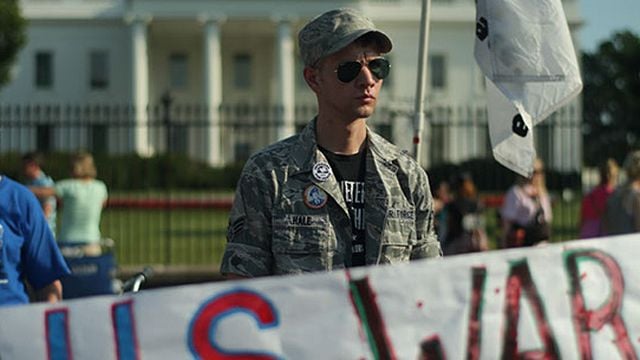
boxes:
[290,117,398,172]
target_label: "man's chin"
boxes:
[355,105,376,119]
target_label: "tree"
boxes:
[0,0,27,88]
[582,31,640,166]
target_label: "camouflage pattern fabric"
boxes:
[297,8,392,66]
[220,119,442,277]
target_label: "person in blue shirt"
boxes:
[22,152,57,234]
[0,175,70,306]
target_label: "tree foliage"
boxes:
[0,0,27,88]
[582,31,640,166]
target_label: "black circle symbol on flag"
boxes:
[512,114,529,137]
[476,17,488,41]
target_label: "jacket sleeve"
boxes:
[220,160,275,277]
[411,167,443,259]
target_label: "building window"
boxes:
[89,51,109,90]
[429,54,446,90]
[169,53,188,90]
[171,124,188,155]
[234,142,252,162]
[35,51,53,88]
[90,124,108,154]
[429,121,446,165]
[36,124,52,151]
[233,53,252,89]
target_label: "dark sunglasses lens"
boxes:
[369,58,390,80]
[337,61,362,83]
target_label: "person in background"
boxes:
[442,172,488,255]
[433,180,452,244]
[602,150,640,235]
[499,158,552,248]
[220,8,441,278]
[22,152,57,234]
[30,152,108,256]
[0,174,70,306]
[579,158,619,238]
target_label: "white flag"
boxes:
[474,0,582,176]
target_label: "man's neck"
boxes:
[316,115,367,155]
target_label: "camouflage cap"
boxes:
[298,8,393,66]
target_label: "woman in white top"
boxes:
[31,152,108,255]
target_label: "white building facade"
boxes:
[0,0,583,170]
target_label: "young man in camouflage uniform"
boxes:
[220,8,442,278]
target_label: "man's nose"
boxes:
[357,65,377,86]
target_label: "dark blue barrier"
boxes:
[59,242,117,299]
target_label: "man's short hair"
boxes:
[298,8,392,67]
[22,151,44,167]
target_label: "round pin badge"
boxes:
[303,184,328,209]
[312,162,332,182]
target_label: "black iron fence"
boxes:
[0,102,587,269]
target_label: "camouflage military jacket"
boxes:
[220,119,441,277]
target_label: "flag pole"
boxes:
[412,0,432,164]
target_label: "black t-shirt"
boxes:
[319,146,367,267]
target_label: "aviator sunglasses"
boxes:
[334,58,390,83]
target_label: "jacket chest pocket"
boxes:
[272,213,336,274]
[379,207,417,264]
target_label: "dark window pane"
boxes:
[91,124,108,154]
[36,124,52,151]
[169,53,188,89]
[90,51,109,89]
[233,54,252,89]
[35,52,53,88]
[429,54,446,89]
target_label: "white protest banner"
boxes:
[1,235,640,359]
[474,0,583,177]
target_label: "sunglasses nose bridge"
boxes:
[358,64,378,84]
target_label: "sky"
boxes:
[580,0,640,52]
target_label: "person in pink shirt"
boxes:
[579,158,619,238]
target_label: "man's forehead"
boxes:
[327,44,382,62]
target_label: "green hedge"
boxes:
[427,158,581,192]
[1,152,580,192]
[0,152,244,190]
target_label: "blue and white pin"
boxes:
[312,162,332,182]
[304,184,328,209]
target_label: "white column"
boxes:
[201,16,225,166]
[275,18,296,140]
[128,15,153,156]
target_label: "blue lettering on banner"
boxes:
[46,308,71,360]
[112,300,139,360]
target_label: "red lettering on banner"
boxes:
[347,273,398,360]
[467,267,487,360]
[564,249,637,360]
[419,335,447,360]
[187,289,279,359]
[502,260,560,359]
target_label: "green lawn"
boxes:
[102,208,229,266]
[482,198,580,249]
[99,195,581,267]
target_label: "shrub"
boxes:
[0,152,244,190]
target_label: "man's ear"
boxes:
[303,66,321,93]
